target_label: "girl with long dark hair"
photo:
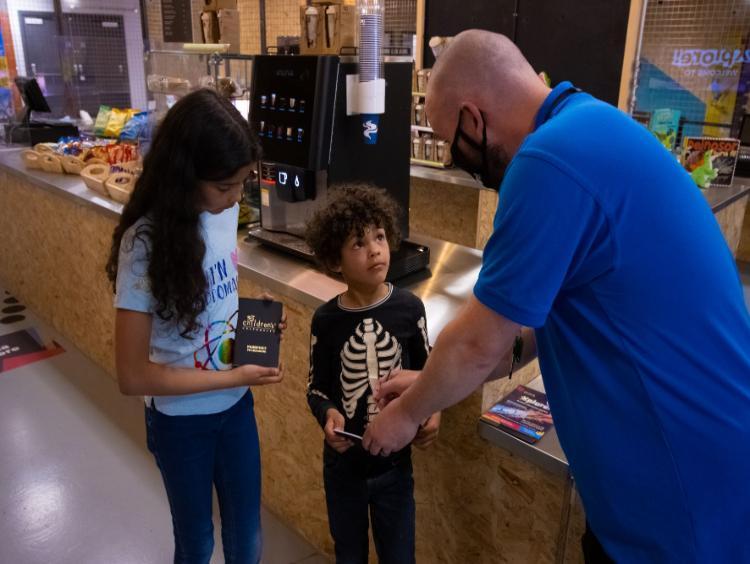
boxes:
[106,89,283,564]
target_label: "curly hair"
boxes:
[305,184,402,272]
[105,89,260,337]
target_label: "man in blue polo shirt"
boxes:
[363,30,750,562]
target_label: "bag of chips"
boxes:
[94,105,112,137]
[103,108,131,138]
[119,112,148,142]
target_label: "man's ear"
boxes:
[460,102,484,139]
[327,260,342,274]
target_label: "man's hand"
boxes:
[362,396,419,456]
[374,369,420,408]
[324,408,353,453]
[413,412,441,449]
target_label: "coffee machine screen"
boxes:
[250,56,338,171]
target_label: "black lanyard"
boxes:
[537,87,582,126]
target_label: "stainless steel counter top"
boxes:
[478,375,569,477]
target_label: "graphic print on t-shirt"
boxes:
[194,255,239,370]
[194,308,238,370]
[340,317,401,421]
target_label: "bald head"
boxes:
[425,30,550,147]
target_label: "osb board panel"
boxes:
[409,177,480,248]
[240,274,569,563]
[715,195,748,258]
[0,172,118,377]
[476,188,498,250]
[737,197,750,263]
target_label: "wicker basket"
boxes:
[20,149,42,170]
[105,172,135,204]
[40,154,64,174]
[80,164,109,196]
[61,155,85,175]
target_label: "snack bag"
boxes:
[120,112,148,142]
[103,108,130,138]
[94,105,112,137]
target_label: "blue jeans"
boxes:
[145,390,262,564]
[323,447,416,564]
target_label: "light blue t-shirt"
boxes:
[115,204,246,416]
[474,82,750,562]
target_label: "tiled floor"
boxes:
[0,285,328,564]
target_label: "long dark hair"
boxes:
[106,89,260,337]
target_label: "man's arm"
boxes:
[363,296,520,455]
[485,326,537,381]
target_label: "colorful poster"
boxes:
[0,328,65,373]
[681,137,740,187]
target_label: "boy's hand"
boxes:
[235,363,283,386]
[413,412,441,449]
[324,408,353,453]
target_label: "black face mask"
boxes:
[450,110,503,190]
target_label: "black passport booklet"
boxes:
[233,298,282,367]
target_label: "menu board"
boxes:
[161,0,192,44]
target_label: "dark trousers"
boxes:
[145,390,262,564]
[582,521,615,564]
[323,448,416,564]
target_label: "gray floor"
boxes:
[0,284,328,564]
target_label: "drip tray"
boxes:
[246,227,431,282]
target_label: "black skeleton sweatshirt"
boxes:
[307,284,430,442]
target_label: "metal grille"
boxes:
[384,0,416,56]
[633,0,750,140]
[6,0,146,119]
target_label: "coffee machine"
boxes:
[247,54,429,280]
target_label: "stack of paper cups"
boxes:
[358,0,385,144]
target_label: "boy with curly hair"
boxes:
[305,184,440,564]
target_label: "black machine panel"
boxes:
[515,0,631,106]
[422,0,631,106]
[328,61,413,239]
[250,55,339,170]
[423,0,515,69]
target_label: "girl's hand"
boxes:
[324,408,353,453]
[413,412,441,449]
[235,363,283,387]
[259,292,288,340]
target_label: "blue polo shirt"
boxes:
[474,82,750,562]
